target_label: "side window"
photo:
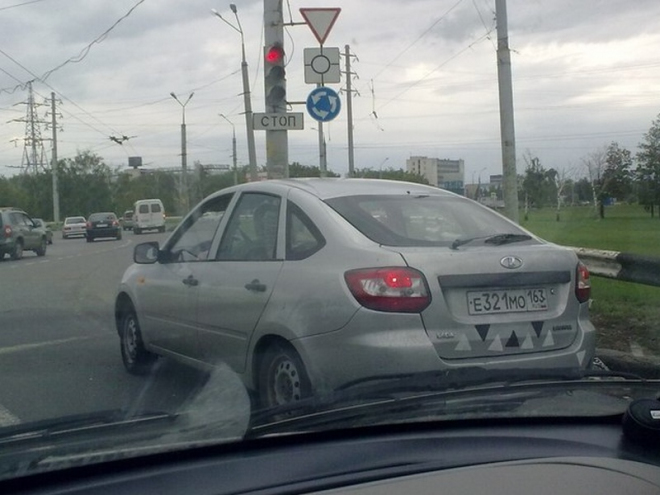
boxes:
[216,193,281,261]
[168,194,233,262]
[286,201,325,260]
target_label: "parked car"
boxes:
[0,207,48,260]
[115,179,595,409]
[62,216,87,239]
[86,212,122,242]
[121,210,134,231]
[133,199,165,234]
[31,218,53,244]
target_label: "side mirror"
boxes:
[134,242,160,264]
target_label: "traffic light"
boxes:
[264,43,286,111]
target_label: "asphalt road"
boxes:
[0,231,209,427]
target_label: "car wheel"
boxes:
[120,310,156,375]
[134,228,141,235]
[10,240,23,260]
[35,238,47,256]
[116,232,122,240]
[258,343,311,408]
[86,236,93,243]
[159,226,166,233]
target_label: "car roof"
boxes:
[226,178,456,201]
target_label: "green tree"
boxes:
[354,167,429,184]
[288,162,340,178]
[57,150,116,217]
[636,114,660,218]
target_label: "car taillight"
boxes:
[86,221,92,228]
[575,262,590,303]
[3,225,11,238]
[112,220,119,226]
[344,267,431,313]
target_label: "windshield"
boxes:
[65,217,85,224]
[0,0,659,484]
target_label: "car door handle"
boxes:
[244,279,267,292]
[182,275,199,287]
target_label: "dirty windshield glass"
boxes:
[0,0,659,484]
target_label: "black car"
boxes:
[86,212,122,242]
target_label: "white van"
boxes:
[133,199,166,234]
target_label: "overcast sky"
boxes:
[2,0,660,182]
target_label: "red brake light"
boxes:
[86,221,92,228]
[3,225,11,238]
[576,262,590,303]
[344,267,430,313]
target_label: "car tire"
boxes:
[159,226,166,233]
[10,240,23,260]
[134,228,141,235]
[86,236,93,243]
[116,233,122,241]
[35,238,47,257]
[258,343,311,408]
[120,310,157,375]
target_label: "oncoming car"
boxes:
[115,179,595,408]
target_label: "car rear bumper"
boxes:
[294,309,596,395]
[87,228,120,238]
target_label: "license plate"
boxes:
[467,288,548,315]
[97,224,108,228]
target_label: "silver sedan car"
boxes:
[62,216,87,239]
[115,179,595,409]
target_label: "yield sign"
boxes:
[299,8,341,45]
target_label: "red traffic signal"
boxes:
[265,44,284,64]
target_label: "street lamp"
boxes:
[378,157,389,179]
[170,91,194,210]
[219,114,238,185]
[212,6,257,182]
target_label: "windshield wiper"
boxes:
[451,233,532,250]
[249,367,647,434]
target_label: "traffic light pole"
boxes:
[264,0,288,179]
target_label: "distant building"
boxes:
[406,156,465,195]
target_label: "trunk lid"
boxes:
[385,244,580,361]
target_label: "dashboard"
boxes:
[2,416,659,495]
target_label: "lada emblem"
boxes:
[500,256,523,269]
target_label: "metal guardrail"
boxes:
[570,247,660,288]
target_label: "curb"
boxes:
[596,347,660,378]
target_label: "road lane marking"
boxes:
[0,337,92,355]
[0,404,20,426]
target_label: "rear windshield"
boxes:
[325,194,529,247]
[89,213,116,222]
[65,217,85,224]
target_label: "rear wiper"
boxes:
[451,233,532,250]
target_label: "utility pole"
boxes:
[343,45,357,177]
[496,0,519,222]
[50,93,60,222]
[219,114,238,185]
[264,0,288,179]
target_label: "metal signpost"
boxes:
[300,7,342,176]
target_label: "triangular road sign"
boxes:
[299,8,341,45]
